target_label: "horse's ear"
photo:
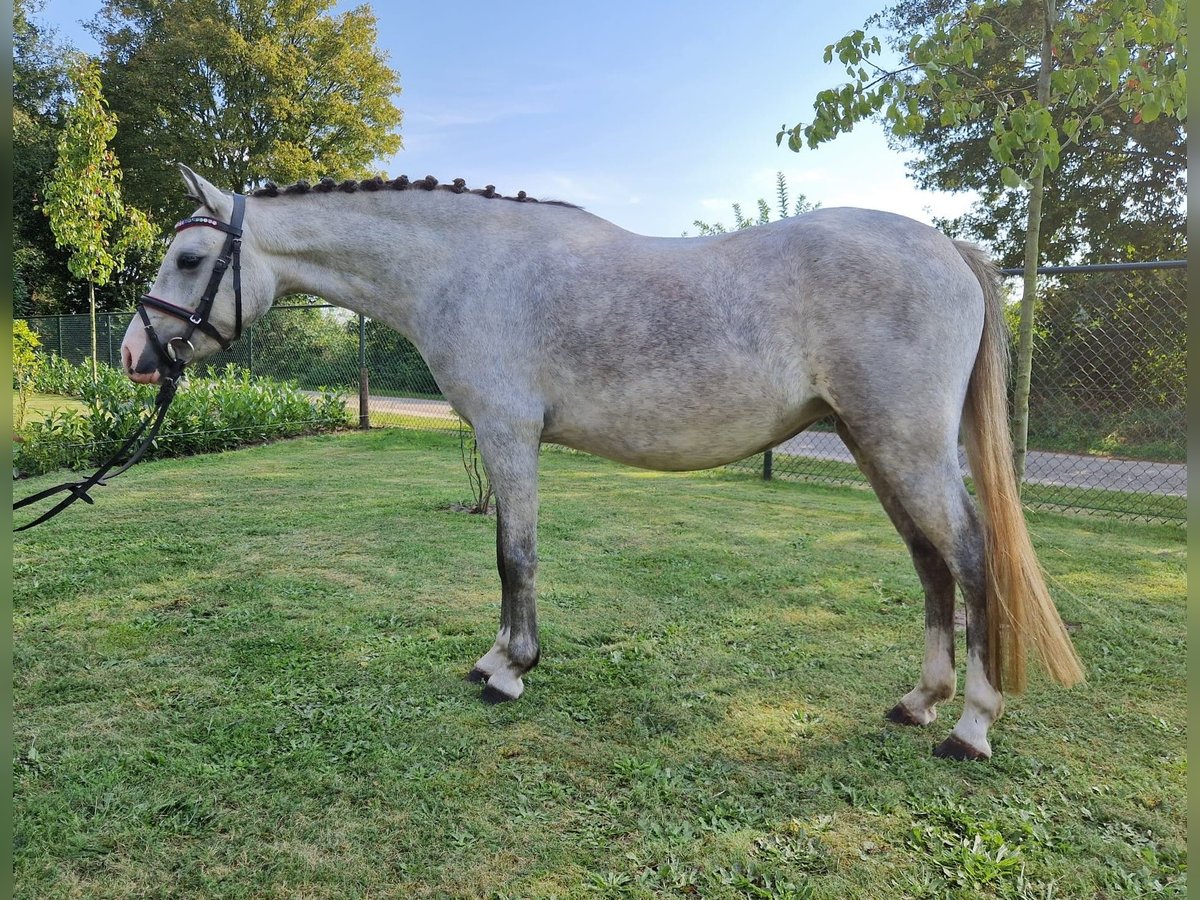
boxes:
[177,164,233,219]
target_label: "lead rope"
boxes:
[13,372,183,532]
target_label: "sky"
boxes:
[36,0,978,237]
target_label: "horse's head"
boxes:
[121,165,274,384]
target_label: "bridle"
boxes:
[137,191,247,377]
[13,192,247,532]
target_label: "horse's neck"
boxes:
[254,192,501,340]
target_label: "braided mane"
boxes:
[247,175,579,208]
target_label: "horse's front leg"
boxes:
[465,423,541,703]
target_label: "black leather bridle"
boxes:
[138,192,247,373]
[13,193,247,532]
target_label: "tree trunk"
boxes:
[89,280,98,383]
[1012,0,1056,488]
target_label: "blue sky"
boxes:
[37,0,977,237]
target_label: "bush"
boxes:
[15,358,351,478]
[31,352,89,396]
[13,320,43,429]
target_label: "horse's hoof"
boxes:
[932,734,990,761]
[885,702,926,726]
[480,684,518,705]
[465,668,489,683]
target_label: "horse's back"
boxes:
[524,208,985,469]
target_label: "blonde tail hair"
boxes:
[955,241,1085,693]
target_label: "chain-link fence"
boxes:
[19,260,1185,523]
[729,260,1186,523]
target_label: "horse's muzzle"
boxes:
[122,342,162,385]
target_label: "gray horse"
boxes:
[121,165,1083,760]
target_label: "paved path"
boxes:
[353,394,1186,498]
[775,431,1186,497]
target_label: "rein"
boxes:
[13,194,246,532]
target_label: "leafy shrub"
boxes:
[15,358,351,477]
[31,352,90,396]
[13,320,43,429]
[15,407,93,475]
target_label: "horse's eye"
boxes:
[177,252,204,271]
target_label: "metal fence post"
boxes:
[248,322,255,375]
[763,449,773,480]
[358,314,370,429]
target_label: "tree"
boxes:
[89,0,403,222]
[866,0,1186,267]
[777,0,1185,483]
[687,172,820,236]
[44,57,158,380]
[14,0,75,316]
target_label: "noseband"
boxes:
[137,192,246,377]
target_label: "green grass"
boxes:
[13,391,87,426]
[369,409,461,430]
[13,429,1186,898]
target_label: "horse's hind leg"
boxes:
[836,421,956,726]
[465,422,542,703]
[836,419,1002,759]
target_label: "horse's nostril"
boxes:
[122,345,133,374]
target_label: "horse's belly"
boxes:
[542,394,831,472]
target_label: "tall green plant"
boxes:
[777,0,1186,485]
[12,320,43,431]
[44,56,157,381]
[688,172,819,236]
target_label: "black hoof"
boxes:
[932,734,989,761]
[885,703,925,727]
[480,684,517,705]
[465,668,488,683]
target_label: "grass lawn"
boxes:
[13,391,87,426]
[12,429,1186,898]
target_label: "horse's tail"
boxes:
[955,241,1084,693]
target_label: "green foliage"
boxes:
[1024,268,1184,460]
[14,0,83,316]
[29,351,90,396]
[230,304,360,390]
[12,320,42,386]
[44,55,158,376]
[12,320,44,429]
[689,172,820,236]
[90,0,403,221]
[780,0,1186,196]
[363,318,442,396]
[14,406,94,476]
[44,56,157,288]
[15,358,350,477]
